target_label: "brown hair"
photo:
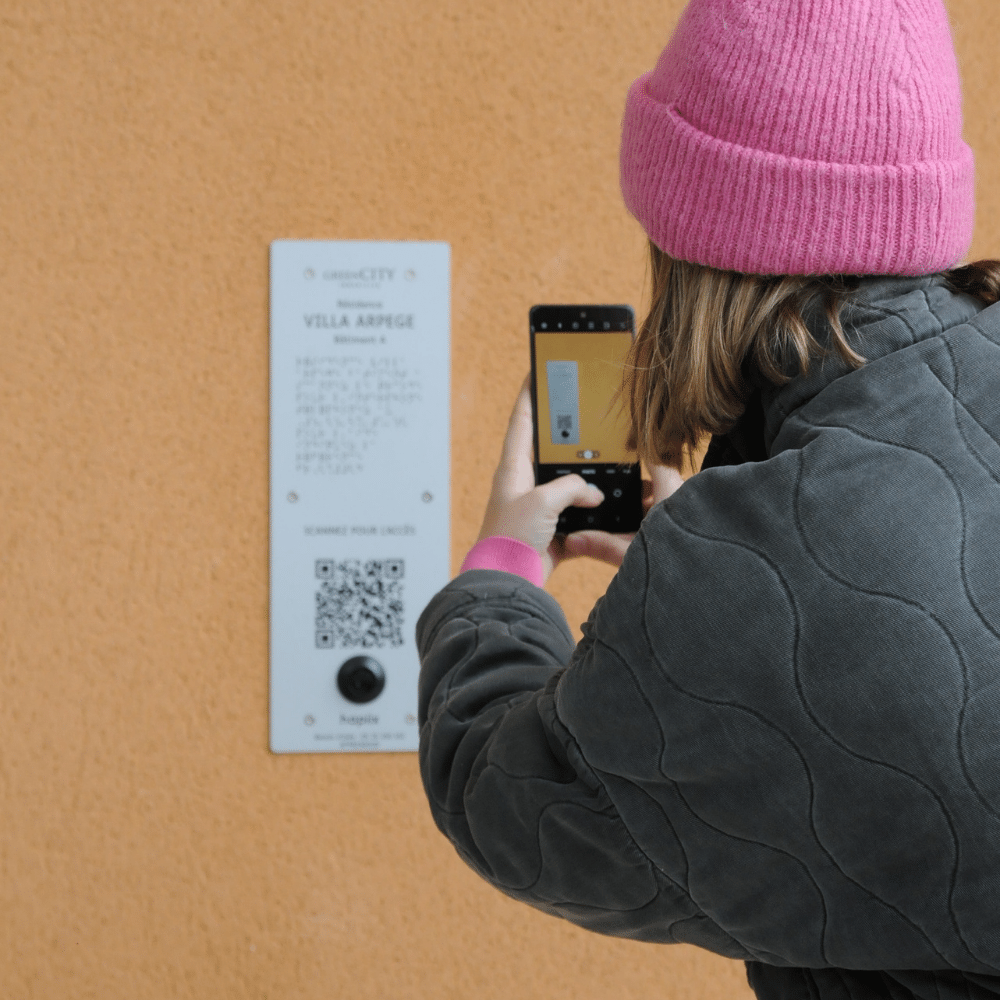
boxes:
[612,243,1000,470]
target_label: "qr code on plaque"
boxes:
[315,558,405,649]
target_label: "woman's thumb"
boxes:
[544,474,604,512]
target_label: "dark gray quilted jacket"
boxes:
[416,274,1000,1000]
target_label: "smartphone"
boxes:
[529,304,642,535]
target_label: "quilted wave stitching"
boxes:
[791,416,997,968]
[647,512,953,966]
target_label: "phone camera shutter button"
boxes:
[337,656,386,703]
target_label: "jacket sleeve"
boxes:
[415,567,747,948]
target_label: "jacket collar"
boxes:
[702,273,985,468]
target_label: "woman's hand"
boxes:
[476,372,686,585]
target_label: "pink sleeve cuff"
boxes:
[459,536,545,588]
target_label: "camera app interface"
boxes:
[534,331,634,465]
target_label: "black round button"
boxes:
[337,656,386,703]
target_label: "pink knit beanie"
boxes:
[620,0,975,276]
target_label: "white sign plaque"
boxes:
[269,240,450,753]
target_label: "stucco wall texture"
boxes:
[1,1,997,997]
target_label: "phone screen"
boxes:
[530,305,641,535]
[533,330,635,465]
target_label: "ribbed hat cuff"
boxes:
[620,74,975,276]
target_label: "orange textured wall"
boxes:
[1,1,996,997]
